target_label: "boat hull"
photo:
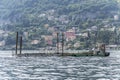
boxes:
[15,51,110,57]
[63,51,110,57]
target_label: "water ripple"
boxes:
[0,51,120,79]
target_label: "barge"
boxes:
[15,32,110,57]
[15,50,110,57]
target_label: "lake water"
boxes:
[0,50,120,80]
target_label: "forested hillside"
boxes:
[0,0,120,49]
[0,0,119,28]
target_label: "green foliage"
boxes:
[97,31,114,44]
[0,0,119,27]
[0,0,120,49]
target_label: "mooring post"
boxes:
[20,36,22,55]
[57,32,59,54]
[62,32,64,56]
[16,32,18,55]
[103,44,106,53]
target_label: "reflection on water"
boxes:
[0,50,120,79]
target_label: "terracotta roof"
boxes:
[65,32,75,37]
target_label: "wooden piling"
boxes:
[57,32,59,54]
[62,32,64,56]
[103,44,106,53]
[16,32,18,55]
[20,36,22,55]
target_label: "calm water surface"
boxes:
[0,50,120,80]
